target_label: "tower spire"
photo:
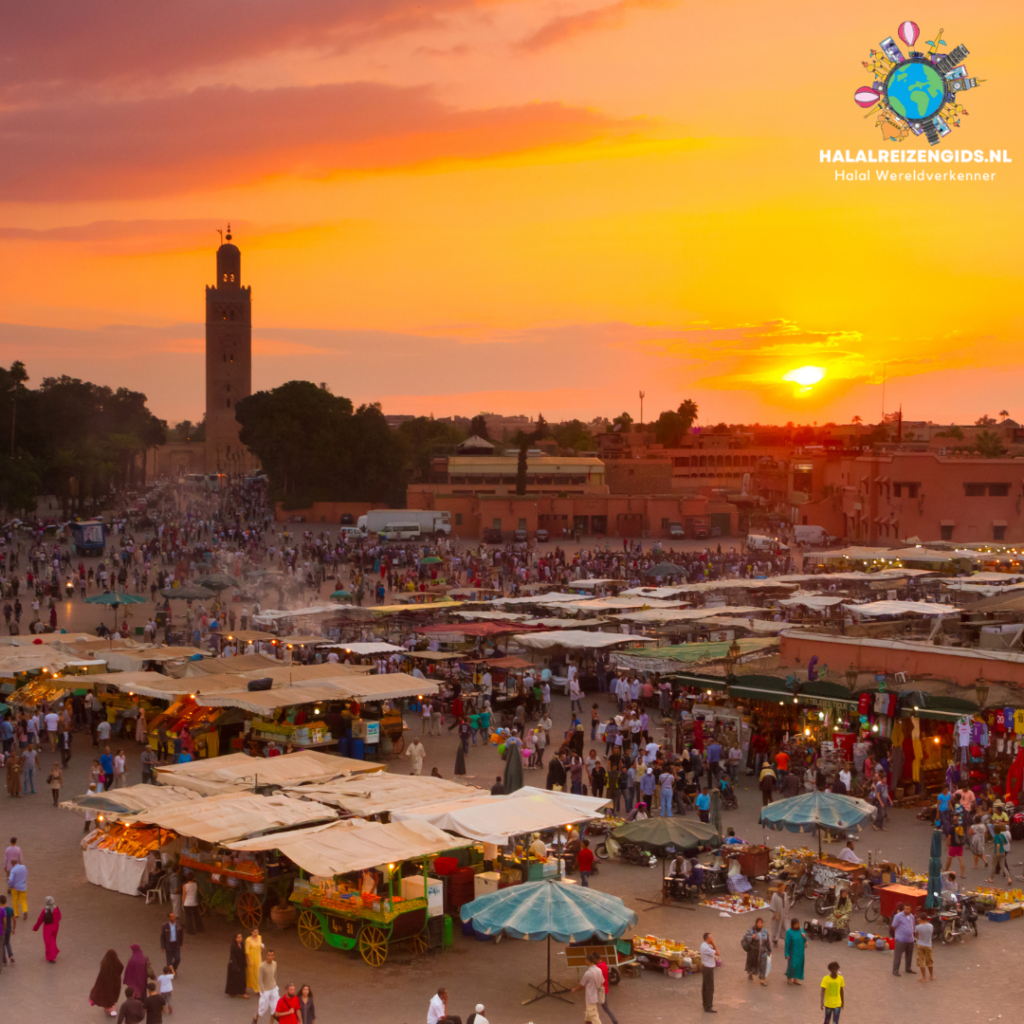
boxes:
[225,223,232,242]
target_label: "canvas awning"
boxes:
[194,684,368,714]
[393,786,609,844]
[153,749,383,795]
[284,772,483,816]
[64,783,203,818]
[513,630,653,651]
[842,600,959,619]
[123,792,337,844]
[320,642,405,656]
[225,817,470,876]
[611,637,778,671]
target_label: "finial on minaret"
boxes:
[226,223,232,242]
[217,228,223,245]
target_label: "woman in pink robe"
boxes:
[32,896,61,961]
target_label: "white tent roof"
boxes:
[777,594,846,611]
[153,750,383,795]
[284,772,483,816]
[64,783,203,818]
[842,600,959,619]
[393,786,609,844]
[124,792,337,843]
[615,606,763,623]
[492,592,584,606]
[512,630,653,651]
[225,817,469,876]
[320,642,405,655]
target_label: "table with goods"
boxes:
[147,698,233,759]
[81,822,174,897]
[180,846,290,930]
[631,933,706,977]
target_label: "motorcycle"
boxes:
[607,839,657,867]
[937,893,979,943]
[814,883,869,917]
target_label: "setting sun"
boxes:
[783,366,827,388]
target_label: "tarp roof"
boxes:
[124,792,338,843]
[777,594,846,611]
[393,786,609,844]
[842,600,959,618]
[285,772,484,816]
[319,642,405,655]
[179,653,280,676]
[614,606,762,623]
[100,646,208,672]
[225,817,471,876]
[65,783,202,818]
[611,637,778,670]
[417,622,544,637]
[513,630,653,651]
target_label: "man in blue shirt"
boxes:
[706,741,723,786]
[100,746,114,790]
[640,768,657,807]
[7,860,27,920]
[696,788,711,823]
[891,903,916,976]
[0,717,13,754]
[936,786,951,832]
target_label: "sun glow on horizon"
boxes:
[783,365,827,389]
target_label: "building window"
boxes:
[492,518,501,529]
[455,513,463,526]
[940,525,954,541]
[893,482,920,498]
[661,518,670,529]
[518,518,527,530]
[994,525,1007,541]
[965,483,986,497]
[990,483,1011,497]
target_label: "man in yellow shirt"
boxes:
[820,961,844,1024]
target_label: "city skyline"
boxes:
[0,0,1021,425]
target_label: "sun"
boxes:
[783,365,827,388]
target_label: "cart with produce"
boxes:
[223,817,471,967]
[180,851,292,930]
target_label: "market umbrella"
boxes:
[246,570,282,580]
[84,591,146,630]
[329,590,352,601]
[710,787,723,838]
[460,879,638,1004]
[504,741,524,795]
[160,585,215,601]
[611,815,722,856]
[454,745,467,778]
[925,827,944,909]
[758,791,877,856]
[194,573,240,591]
[646,561,683,578]
[419,555,443,565]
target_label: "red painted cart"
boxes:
[876,883,928,923]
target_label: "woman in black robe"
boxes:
[89,948,124,1014]
[225,932,248,997]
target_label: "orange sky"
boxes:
[0,0,1021,426]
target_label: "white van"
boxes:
[747,533,787,553]
[381,523,422,541]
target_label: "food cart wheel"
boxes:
[607,967,621,986]
[359,925,389,966]
[198,894,209,917]
[409,931,428,955]
[236,891,263,930]
[298,911,324,951]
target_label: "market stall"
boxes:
[226,817,471,964]
[284,771,484,817]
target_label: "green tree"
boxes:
[395,416,464,483]
[468,414,491,440]
[553,419,594,452]
[976,414,997,426]
[653,399,699,447]
[974,429,1006,458]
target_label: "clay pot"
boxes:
[270,902,297,930]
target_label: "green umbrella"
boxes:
[330,590,353,601]
[647,561,684,578]
[84,591,147,629]
[759,791,877,856]
[611,815,721,856]
[194,573,240,591]
[925,827,944,909]
[160,585,215,601]
[420,555,443,565]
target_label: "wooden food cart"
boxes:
[180,851,292,930]
[224,817,471,967]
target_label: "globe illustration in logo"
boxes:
[885,60,946,121]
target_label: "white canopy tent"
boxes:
[842,600,959,619]
[512,630,655,651]
[225,817,470,877]
[320,642,406,656]
[285,772,483,816]
[777,594,846,611]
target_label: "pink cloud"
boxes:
[0,83,638,201]
[518,0,672,51]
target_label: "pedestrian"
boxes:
[3,837,21,876]
[254,948,278,1024]
[226,932,248,997]
[743,917,771,985]
[21,742,38,794]
[576,839,595,887]
[47,762,63,807]
[144,980,166,1023]
[114,748,126,788]
[768,885,789,947]
[90,948,125,1017]
[571,953,605,1024]
[297,984,316,1024]
[820,960,845,1024]
[167,864,182,918]
[696,786,710,823]
[159,911,183,972]
[914,912,933,982]
[891,902,916,976]
[275,982,301,1024]
[700,932,719,1012]
[182,875,203,934]
[0,894,13,965]
[32,894,61,962]
[8,857,27,919]
[784,917,806,984]
[944,818,966,876]
[117,986,146,1024]
[758,761,776,806]
[6,747,22,797]
[245,926,263,996]
[123,943,152,1000]
[427,987,463,1024]
[157,965,175,1015]
[406,738,426,776]
[988,823,1013,884]
[871,771,892,831]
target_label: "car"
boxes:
[338,526,363,541]
[710,526,722,538]
[694,525,709,539]
[535,528,549,542]
[340,513,355,525]
[483,528,503,544]
[668,522,684,539]
[513,529,528,542]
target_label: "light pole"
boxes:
[639,390,645,429]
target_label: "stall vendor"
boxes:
[836,841,862,865]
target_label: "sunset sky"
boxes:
[1,0,1022,427]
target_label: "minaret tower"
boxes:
[205,225,252,473]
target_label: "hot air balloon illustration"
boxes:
[898,20,919,48]
[854,85,880,108]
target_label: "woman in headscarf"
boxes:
[135,708,147,745]
[226,932,247,997]
[5,748,22,797]
[244,926,263,995]
[89,948,124,1015]
[122,943,151,1000]
[32,896,62,962]
[743,917,771,985]
[829,888,854,932]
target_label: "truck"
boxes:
[792,524,836,547]
[69,520,105,555]
[357,509,451,536]
[746,533,788,553]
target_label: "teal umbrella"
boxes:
[647,561,683,577]
[84,590,146,629]
[759,791,876,856]
[420,555,443,565]
[460,879,638,1004]
[925,827,944,909]
[330,590,353,601]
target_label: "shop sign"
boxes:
[365,721,380,745]
[875,673,886,692]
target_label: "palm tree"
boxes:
[974,430,1006,459]
[852,415,862,425]
[1000,409,1010,421]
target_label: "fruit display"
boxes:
[180,852,265,883]
[970,885,1024,907]
[88,823,166,858]
[700,894,769,914]
[633,934,703,971]
[10,679,70,706]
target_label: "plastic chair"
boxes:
[145,875,168,906]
